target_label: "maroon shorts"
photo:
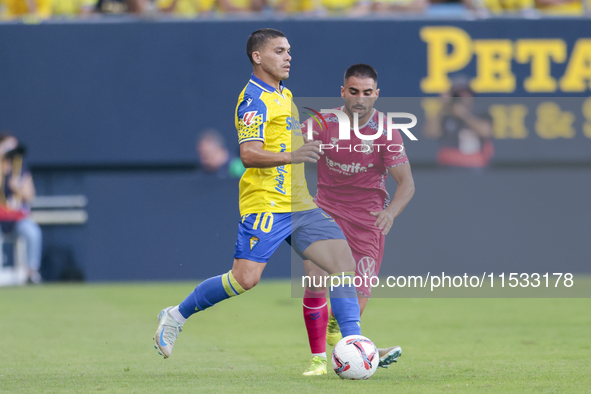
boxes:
[322,206,385,298]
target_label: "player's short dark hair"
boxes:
[344,64,378,83]
[246,28,286,65]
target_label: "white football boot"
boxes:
[378,346,402,368]
[153,306,184,359]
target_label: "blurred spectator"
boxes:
[461,0,533,15]
[272,0,357,14]
[51,0,94,16]
[423,77,494,169]
[534,0,585,15]
[375,0,428,12]
[319,0,359,13]
[158,0,265,16]
[348,0,428,15]
[0,0,52,19]
[196,129,245,178]
[95,0,148,14]
[156,0,214,16]
[272,0,316,13]
[274,0,428,16]
[217,0,264,13]
[0,134,42,284]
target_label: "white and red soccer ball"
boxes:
[331,335,379,380]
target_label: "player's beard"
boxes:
[345,103,371,123]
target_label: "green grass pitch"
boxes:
[1,281,590,393]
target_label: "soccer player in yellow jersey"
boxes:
[154,29,366,371]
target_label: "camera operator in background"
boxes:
[424,76,494,169]
[0,134,42,284]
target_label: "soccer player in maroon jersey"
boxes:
[300,64,415,376]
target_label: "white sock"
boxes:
[169,305,187,324]
[312,352,327,358]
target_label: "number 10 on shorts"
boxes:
[252,213,274,233]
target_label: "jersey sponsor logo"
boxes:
[275,143,288,195]
[286,116,301,131]
[325,156,373,175]
[357,256,376,278]
[250,236,260,250]
[243,111,258,126]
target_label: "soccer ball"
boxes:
[331,335,379,380]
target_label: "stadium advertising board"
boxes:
[421,26,591,94]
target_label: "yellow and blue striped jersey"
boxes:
[235,74,317,216]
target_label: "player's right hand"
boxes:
[291,140,323,164]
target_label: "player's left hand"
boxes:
[369,210,395,235]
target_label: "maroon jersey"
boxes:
[302,107,409,229]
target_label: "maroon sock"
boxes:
[303,288,328,355]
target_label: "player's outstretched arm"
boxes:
[240,140,323,168]
[370,163,415,235]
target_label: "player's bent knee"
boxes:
[231,269,261,291]
[238,276,260,291]
[231,258,266,291]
